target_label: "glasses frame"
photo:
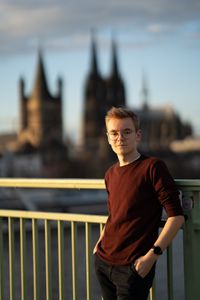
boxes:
[107,129,134,141]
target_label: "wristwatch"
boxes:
[152,245,163,255]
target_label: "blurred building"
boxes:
[80,37,194,177]
[136,75,192,153]
[0,50,68,177]
[81,36,126,175]
[0,35,198,178]
[18,50,63,149]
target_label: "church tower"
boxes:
[81,35,127,175]
[82,36,126,152]
[82,35,107,153]
[106,38,126,109]
[18,50,63,148]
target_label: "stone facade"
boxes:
[18,50,63,149]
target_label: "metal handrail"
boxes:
[0,178,199,190]
[0,178,199,300]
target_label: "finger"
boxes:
[134,259,138,267]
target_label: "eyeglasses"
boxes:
[107,129,134,141]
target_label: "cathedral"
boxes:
[0,35,193,178]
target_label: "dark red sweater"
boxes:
[97,155,183,265]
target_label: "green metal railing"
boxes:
[0,178,199,300]
[0,210,107,300]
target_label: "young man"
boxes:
[94,107,184,300]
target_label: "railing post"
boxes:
[85,222,92,300]
[182,190,200,300]
[57,220,65,300]
[8,217,15,300]
[149,280,156,300]
[20,218,27,300]
[0,218,4,300]
[32,219,39,300]
[167,244,174,300]
[71,221,78,300]
[44,220,52,300]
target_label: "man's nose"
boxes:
[117,132,125,140]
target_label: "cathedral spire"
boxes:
[31,48,49,99]
[90,31,99,77]
[141,72,149,110]
[110,38,119,77]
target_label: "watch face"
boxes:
[153,246,163,255]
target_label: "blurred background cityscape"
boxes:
[0,3,199,297]
[0,1,200,181]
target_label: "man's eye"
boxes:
[111,132,118,136]
[124,130,131,134]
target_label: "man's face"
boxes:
[106,117,141,157]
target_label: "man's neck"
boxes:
[118,151,141,167]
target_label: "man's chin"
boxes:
[115,149,128,155]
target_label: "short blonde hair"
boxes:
[105,107,140,131]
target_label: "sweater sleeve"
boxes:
[150,159,183,217]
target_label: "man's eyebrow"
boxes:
[108,129,117,133]
[109,128,132,132]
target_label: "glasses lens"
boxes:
[108,132,118,141]
[108,130,133,140]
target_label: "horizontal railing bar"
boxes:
[0,178,200,190]
[0,178,105,189]
[0,210,107,224]
[175,179,200,190]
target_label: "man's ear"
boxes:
[136,129,142,142]
[107,133,111,145]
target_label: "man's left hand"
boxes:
[134,251,158,278]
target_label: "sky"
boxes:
[0,0,200,142]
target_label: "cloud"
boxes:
[0,0,200,55]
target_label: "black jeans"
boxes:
[94,253,155,300]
